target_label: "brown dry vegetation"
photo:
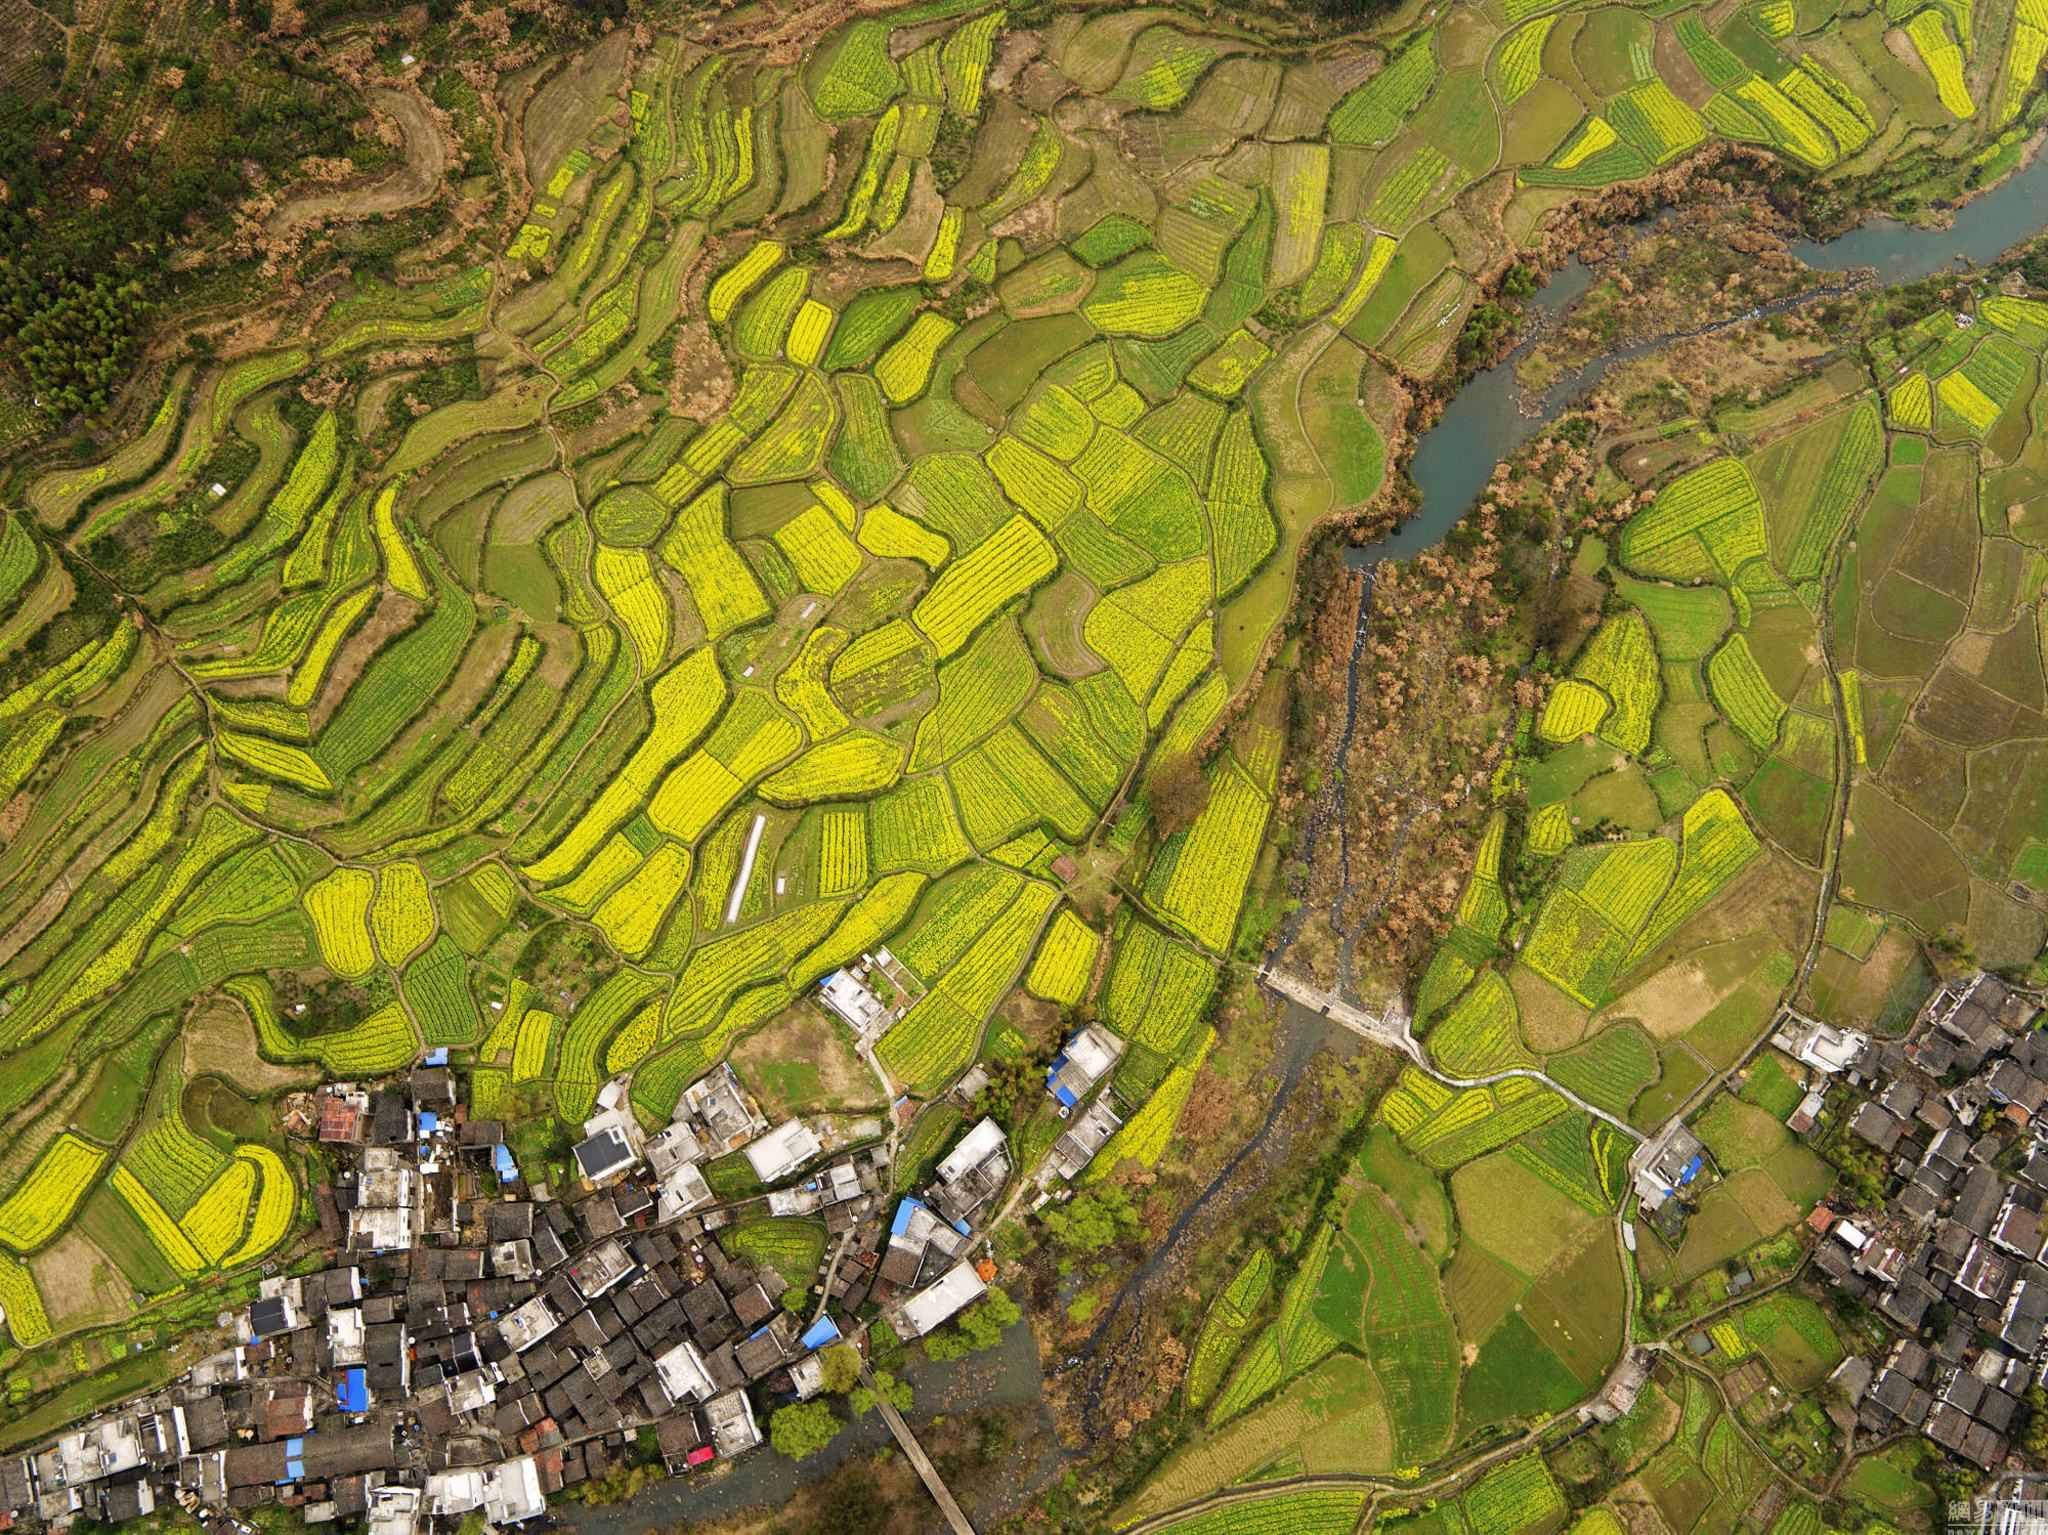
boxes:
[182,995,319,1096]
[1334,510,1519,982]
[1519,194,1813,390]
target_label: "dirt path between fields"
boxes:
[265,87,447,238]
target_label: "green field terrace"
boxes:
[0,0,2043,1518]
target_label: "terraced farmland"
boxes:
[1110,0,2048,1517]
[0,0,2043,1511]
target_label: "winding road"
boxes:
[1255,965,1646,1142]
[265,87,448,238]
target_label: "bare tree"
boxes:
[1147,755,1211,837]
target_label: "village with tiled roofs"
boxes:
[1695,974,2048,1477]
[0,1011,1131,1535]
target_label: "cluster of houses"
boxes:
[816,960,1130,1186]
[0,1010,1140,1532]
[1779,974,2048,1471]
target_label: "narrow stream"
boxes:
[560,138,2048,1534]
[1294,136,2048,981]
[1357,137,2048,566]
[1099,136,2048,1516]
[1060,1004,1352,1428]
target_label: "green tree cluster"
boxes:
[922,1286,1021,1361]
[0,54,353,418]
[850,1369,912,1417]
[976,1051,1056,1129]
[1039,1187,1144,1254]
[818,1343,863,1395]
[769,1398,844,1459]
[1829,1135,1889,1207]
[2022,1385,2048,1461]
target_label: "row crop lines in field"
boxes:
[1382,1069,1569,1171]
[1152,1488,1368,1535]
[1084,1030,1214,1181]
[1625,790,1763,965]
[1185,1246,1273,1409]
[1101,916,1216,1059]
[112,1143,296,1281]
[1426,969,1530,1077]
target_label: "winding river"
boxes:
[1291,142,2048,988]
[563,140,2048,1533]
[1364,139,2048,564]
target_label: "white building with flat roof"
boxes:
[499,1295,558,1352]
[936,1118,1007,1185]
[745,1119,823,1184]
[1051,1095,1123,1180]
[482,1457,547,1524]
[899,1260,988,1337]
[657,1159,715,1220]
[704,1390,762,1456]
[1771,1012,1867,1075]
[819,970,891,1036]
[684,1065,769,1153]
[933,1117,1010,1223]
[365,1484,422,1535]
[646,1119,705,1176]
[1047,1023,1123,1110]
[654,1340,716,1404]
[425,1469,487,1516]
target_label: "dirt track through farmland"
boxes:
[266,87,447,238]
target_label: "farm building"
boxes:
[682,1065,769,1155]
[931,1117,1011,1224]
[1632,1124,1709,1212]
[571,1126,640,1187]
[1047,1024,1124,1110]
[347,1149,418,1251]
[703,1391,762,1457]
[1787,1088,1825,1135]
[818,968,892,1037]
[880,1198,974,1292]
[1770,1011,1865,1075]
[1051,1095,1125,1181]
[646,1118,706,1174]
[744,1119,824,1184]
[897,1260,989,1338]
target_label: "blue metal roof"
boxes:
[799,1316,841,1351]
[424,1047,449,1066]
[952,1218,971,1237]
[1053,1085,1079,1108]
[336,1370,368,1414]
[890,1198,924,1237]
[419,1110,439,1135]
[494,1145,518,1182]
